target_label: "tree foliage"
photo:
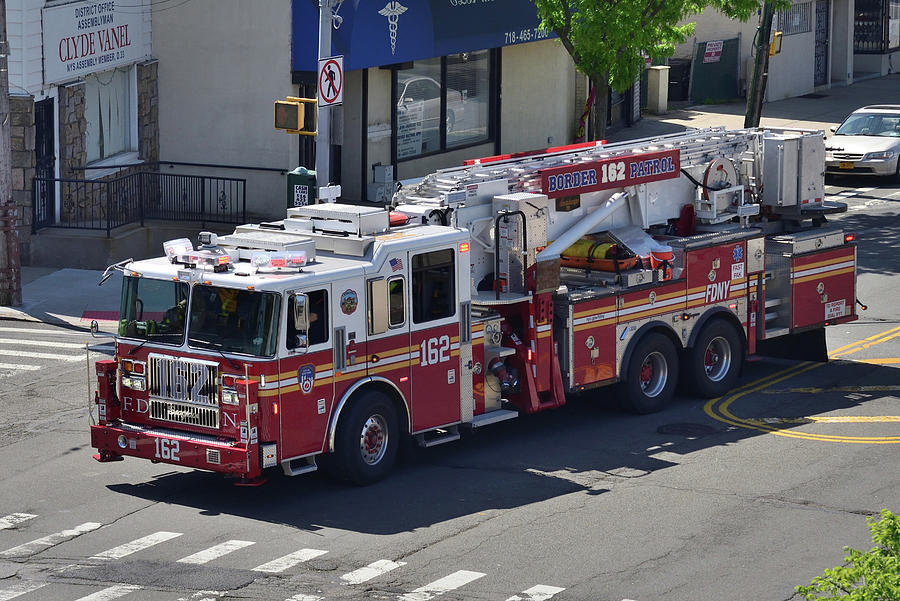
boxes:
[531,0,764,139]
[796,509,900,600]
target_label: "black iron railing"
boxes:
[33,171,247,236]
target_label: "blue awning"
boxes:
[292,0,553,72]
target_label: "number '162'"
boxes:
[420,335,450,367]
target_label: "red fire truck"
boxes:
[90,126,858,485]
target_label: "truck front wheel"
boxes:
[683,319,743,398]
[619,332,679,414]
[334,391,399,485]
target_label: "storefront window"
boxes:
[854,0,899,53]
[394,50,494,160]
[84,67,134,163]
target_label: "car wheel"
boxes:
[893,156,900,184]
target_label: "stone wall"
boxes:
[58,81,86,181]
[138,60,160,164]
[10,95,34,264]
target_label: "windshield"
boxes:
[188,284,280,357]
[834,113,900,137]
[119,276,189,344]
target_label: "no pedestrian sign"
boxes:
[318,56,344,107]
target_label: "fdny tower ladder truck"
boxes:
[90,126,858,485]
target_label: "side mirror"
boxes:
[90,319,115,339]
[292,294,309,331]
[829,126,837,133]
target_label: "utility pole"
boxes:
[744,1,776,128]
[0,0,22,307]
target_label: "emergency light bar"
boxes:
[162,238,232,272]
[250,251,307,272]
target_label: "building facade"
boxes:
[7,0,155,262]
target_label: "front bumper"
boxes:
[91,422,259,479]
[825,157,898,176]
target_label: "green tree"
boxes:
[531,0,764,140]
[797,509,900,600]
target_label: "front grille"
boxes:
[148,354,218,406]
[150,399,219,428]
[831,152,865,161]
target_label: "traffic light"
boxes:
[274,97,316,135]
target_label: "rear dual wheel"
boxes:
[682,319,743,398]
[619,333,679,414]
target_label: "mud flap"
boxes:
[756,327,828,362]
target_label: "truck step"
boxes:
[763,327,791,339]
[416,426,461,448]
[469,409,519,428]
[281,456,318,477]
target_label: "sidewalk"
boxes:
[2,75,897,329]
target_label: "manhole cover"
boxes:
[657,423,718,437]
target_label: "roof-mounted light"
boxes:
[163,238,194,262]
[251,251,307,272]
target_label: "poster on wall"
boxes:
[43,1,146,84]
[397,102,424,159]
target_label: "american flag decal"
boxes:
[390,257,403,272]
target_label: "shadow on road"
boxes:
[105,357,899,535]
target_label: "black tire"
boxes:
[893,157,900,184]
[333,390,399,486]
[618,332,679,414]
[683,319,743,398]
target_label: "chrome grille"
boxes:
[148,354,218,406]
[150,399,219,428]
[831,152,865,161]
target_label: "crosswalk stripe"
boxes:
[74,584,142,601]
[177,540,255,565]
[0,582,48,601]
[0,363,42,371]
[252,548,328,573]
[399,570,487,601]
[0,513,37,530]
[340,559,406,585]
[0,327,93,336]
[0,339,94,350]
[0,349,83,362]
[92,531,183,560]
[505,584,567,601]
[0,522,103,558]
[285,595,324,601]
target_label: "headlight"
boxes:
[122,376,146,391]
[221,390,240,405]
[863,151,896,160]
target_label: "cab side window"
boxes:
[287,289,329,349]
[412,249,455,324]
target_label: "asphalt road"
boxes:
[0,180,897,601]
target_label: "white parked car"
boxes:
[825,105,900,181]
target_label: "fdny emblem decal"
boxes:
[340,289,359,315]
[298,364,316,395]
[733,245,743,262]
[705,281,730,303]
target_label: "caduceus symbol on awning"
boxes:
[378,1,407,55]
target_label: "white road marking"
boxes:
[0,582,48,601]
[340,559,406,585]
[92,531,183,560]
[177,539,255,565]
[252,548,328,573]
[0,338,94,350]
[0,349,84,362]
[286,595,324,601]
[0,326,93,336]
[0,522,103,558]
[74,584,142,601]
[399,570,487,601]
[0,363,41,371]
[505,585,567,601]
[0,513,37,530]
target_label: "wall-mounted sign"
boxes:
[703,40,724,63]
[42,1,146,84]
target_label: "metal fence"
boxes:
[33,171,247,236]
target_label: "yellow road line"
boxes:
[704,361,900,443]
[829,325,900,358]
[859,358,900,365]
[761,385,900,394]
